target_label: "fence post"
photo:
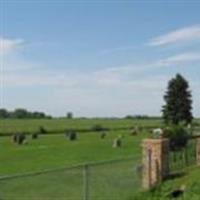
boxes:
[142,137,169,190]
[83,164,89,200]
[196,137,200,166]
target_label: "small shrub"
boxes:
[91,124,105,132]
[66,130,77,141]
[38,126,47,134]
[32,132,39,139]
[163,125,189,151]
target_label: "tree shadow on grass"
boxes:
[165,171,187,181]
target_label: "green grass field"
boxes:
[0,118,199,136]
[0,118,199,199]
[0,130,145,175]
[0,122,146,200]
[132,166,200,200]
[0,157,142,200]
[0,118,163,135]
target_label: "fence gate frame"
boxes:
[142,134,200,190]
[197,137,200,166]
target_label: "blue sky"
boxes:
[0,1,200,117]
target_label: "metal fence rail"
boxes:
[0,157,141,200]
[169,139,196,173]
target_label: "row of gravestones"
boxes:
[65,127,139,148]
[12,125,47,145]
[65,130,123,148]
[65,130,108,140]
[12,126,139,146]
[12,132,39,145]
[112,127,139,147]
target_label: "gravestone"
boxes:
[100,132,106,139]
[112,138,121,148]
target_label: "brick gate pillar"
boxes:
[142,137,169,189]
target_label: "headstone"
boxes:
[112,138,122,148]
[130,128,138,136]
[69,131,77,141]
[12,133,26,145]
[100,132,106,139]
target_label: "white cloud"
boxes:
[148,25,200,46]
[3,62,199,117]
[2,35,199,117]
[0,37,24,55]
[42,74,168,117]
[4,51,199,89]
[158,52,200,66]
[3,49,200,89]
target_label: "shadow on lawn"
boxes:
[165,171,187,181]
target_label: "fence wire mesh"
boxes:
[169,138,197,173]
[0,157,141,200]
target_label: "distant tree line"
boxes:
[0,108,52,119]
[124,115,161,120]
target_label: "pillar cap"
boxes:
[143,138,169,144]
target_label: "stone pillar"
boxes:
[196,137,200,166]
[142,138,169,190]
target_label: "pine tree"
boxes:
[162,74,193,125]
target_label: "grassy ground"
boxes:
[0,118,199,136]
[0,158,141,200]
[0,118,154,200]
[131,166,200,200]
[0,118,163,135]
[0,118,199,199]
[0,129,145,200]
[0,130,146,175]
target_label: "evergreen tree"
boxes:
[162,74,193,125]
[66,112,73,119]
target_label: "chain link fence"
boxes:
[169,138,197,173]
[0,157,141,200]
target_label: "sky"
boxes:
[0,0,200,117]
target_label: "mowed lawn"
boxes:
[0,130,146,175]
[0,119,157,199]
[0,118,199,200]
[0,118,163,135]
[0,130,145,200]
